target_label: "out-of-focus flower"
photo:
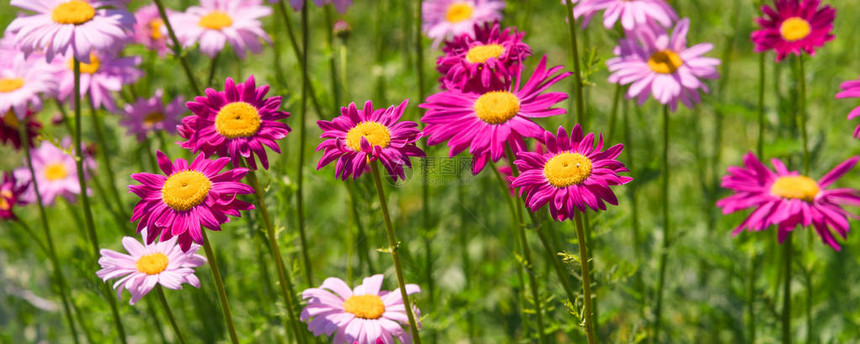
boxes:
[54,50,143,111]
[121,89,184,141]
[422,0,505,48]
[173,0,271,59]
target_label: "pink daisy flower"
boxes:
[5,0,134,63]
[54,50,143,111]
[0,172,30,221]
[121,89,184,142]
[301,274,421,344]
[316,100,424,181]
[0,47,58,119]
[568,0,677,30]
[751,0,835,62]
[13,139,95,206]
[285,0,354,14]
[172,0,271,59]
[607,19,720,111]
[131,4,171,56]
[717,153,860,250]
[420,55,570,175]
[96,229,207,305]
[834,77,860,139]
[437,22,532,92]
[422,0,505,48]
[0,110,43,150]
[511,125,632,221]
[129,151,254,251]
[178,76,290,170]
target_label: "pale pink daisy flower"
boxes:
[607,19,720,111]
[54,51,142,111]
[131,4,172,56]
[568,0,677,30]
[172,0,272,59]
[422,0,505,48]
[0,48,59,119]
[301,275,421,344]
[97,229,207,305]
[13,138,95,206]
[5,0,134,63]
[121,89,184,141]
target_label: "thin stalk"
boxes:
[295,1,314,286]
[782,233,792,344]
[207,52,221,88]
[324,5,340,114]
[13,220,47,255]
[72,58,128,344]
[607,84,622,143]
[142,137,159,171]
[156,286,187,344]
[369,162,423,344]
[573,211,597,344]
[757,53,766,158]
[653,105,671,343]
[564,0,586,125]
[749,50,766,344]
[456,168,475,341]
[87,93,128,219]
[274,0,324,116]
[245,169,306,344]
[200,230,240,344]
[18,123,82,344]
[531,216,579,326]
[152,0,201,95]
[796,56,809,175]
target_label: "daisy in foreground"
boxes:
[316,100,424,181]
[511,125,632,221]
[420,55,570,174]
[717,153,860,250]
[437,22,532,91]
[422,0,505,47]
[129,151,254,251]
[569,0,677,30]
[835,76,860,139]
[179,76,290,170]
[173,0,271,59]
[607,19,720,111]
[121,89,184,141]
[6,0,134,63]
[751,0,835,62]
[97,229,206,305]
[301,274,421,344]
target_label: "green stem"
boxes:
[573,211,597,344]
[207,52,221,88]
[72,57,128,344]
[564,0,586,126]
[152,0,201,95]
[607,84,622,143]
[87,93,128,219]
[13,219,47,255]
[18,123,82,344]
[653,105,671,343]
[796,55,809,175]
[200,230,240,344]
[245,169,306,344]
[296,1,314,286]
[757,53,766,158]
[156,286,187,344]
[324,5,340,114]
[782,233,792,344]
[274,0,324,116]
[369,162,423,344]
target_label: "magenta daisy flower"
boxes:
[96,229,207,305]
[751,0,835,62]
[834,77,860,139]
[301,274,421,344]
[717,153,860,250]
[129,151,254,251]
[0,110,42,150]
[6,0,134,63]
[54,51,143,111]
[131,4,171,56]
[285,0,354,13]
[121,89,184,142]
[437,22,532,92]
[422,0,505,48]
[13,139,94,206]
[0,49,58,119]
[569,0,677,30]
[607,19,720,111]
[173,0,271,59]
[179,76,290,170]
[420,55,570,175]
[0,172,30,221]
[511,125,632,221]
[316,100,424,181]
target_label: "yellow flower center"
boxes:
[780,17,812,42]
[446,2,474,23]
[473,91,520,124]
[51,0,96,25]
[199,11,233,30]
[44,163,68,181]
[0,78,25,93]
[543,152,593,187]
[136,253,169,275]
[215,102,262,139]
[770,175,819,202]
[143,112,166,127]
[647,50,683,74]
[161,171,212,211]
[149,18,165,41]
[0,190,12,211]
[466,44,505,64]
[67,53,100,74]
[345,121,391,152]
[343,294,386,319]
